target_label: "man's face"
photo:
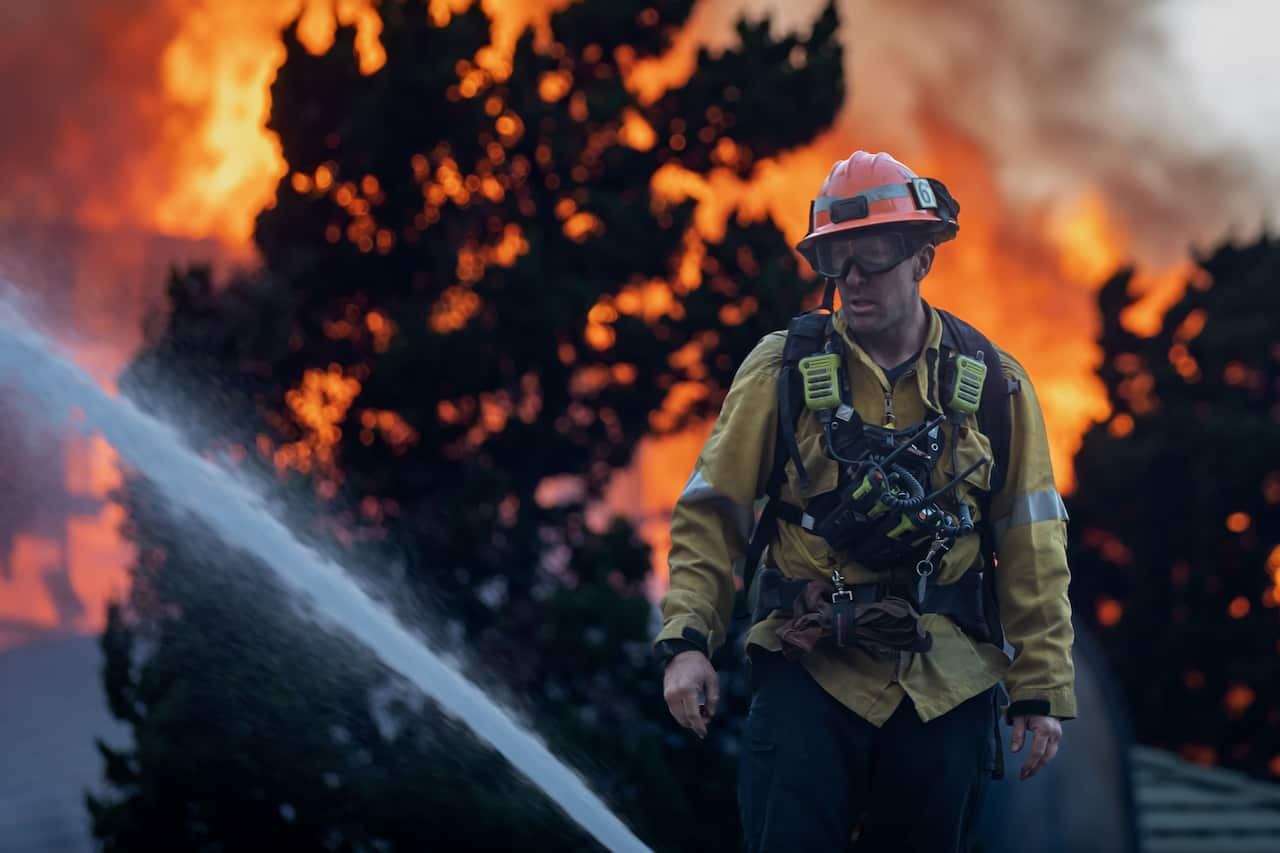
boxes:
[824,230,934,339]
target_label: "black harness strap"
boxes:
[777,363,809,491]
[739,310,833,613]
[772,501,813,530]
[936,307,1016,647]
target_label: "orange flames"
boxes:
[0,0,1207,645]
[0,432,132,646]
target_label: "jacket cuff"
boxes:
[1005,685,1076,722]
[654,625,708,653]
[654,637,705,668]
[1005,699,1049,723]
[653,626,709,667]
[653,617,715,654]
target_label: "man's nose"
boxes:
[842,262,869,288]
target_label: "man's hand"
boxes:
[662,650,719,739]
[1009,714,1062,781]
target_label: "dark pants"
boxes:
[739,651,998,853]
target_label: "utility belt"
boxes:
[752,565,995,652]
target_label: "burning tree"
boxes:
[89,0,842,849]
[1069,238,1280,779]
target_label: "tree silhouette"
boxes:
[89,1,843,849]
[1069,237,1280,779]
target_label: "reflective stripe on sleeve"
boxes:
[679,470,755,540]
[993,488,1069,542]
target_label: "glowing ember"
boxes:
[1225,512,1252,533]
[1225,684,1256,716]
[275,365,363,478]
[1096,596,1123,627]
[359,409,420,452]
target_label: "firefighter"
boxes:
[654,151,1075,852]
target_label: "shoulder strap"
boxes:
[776,312,831,491]
[738,311,831,611]
[937,308,1018,648]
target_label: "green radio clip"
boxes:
[799,353,843,412]
[945,354,987,416]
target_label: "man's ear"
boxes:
[914,243,936,280]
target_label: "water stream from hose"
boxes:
[0,300,650,853]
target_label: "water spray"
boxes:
[0,296,651,853]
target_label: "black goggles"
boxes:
[812,231,926,278]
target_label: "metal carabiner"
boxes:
[831,568,853,602]
[915,534,951,606]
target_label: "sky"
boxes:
[1163,0,1280,202]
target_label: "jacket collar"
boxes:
[831,301,947,415]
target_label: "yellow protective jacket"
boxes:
[655,304,1076,724]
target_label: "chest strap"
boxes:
[773,500,817,531]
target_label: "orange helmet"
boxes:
[796,151,960,272]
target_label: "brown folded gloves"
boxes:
[776,579,933,662]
